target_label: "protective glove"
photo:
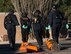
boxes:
[66,24,69,29]
[45,27,48,30]
[45,25,51,30]
[22,25,28,29]
[30,28,32,32]
[17,25,20,28]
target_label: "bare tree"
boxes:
[11,0,60,17]
[11,0,60,39]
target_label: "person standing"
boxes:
[19,12,31,47]
[46,4,65,44]
[4,9,20,50]
[31,10,43,51]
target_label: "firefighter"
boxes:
[60,12,69,38]
[19,12,31,47]
[31,10,44,51]
[19,12,38,52]
[42,12,49,39]
[45,4,66,44]
[4,9,20,50]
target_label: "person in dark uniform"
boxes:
[41,13,48,38]
[60,12,69,38]
[20,12,31,44]
[42,12,49,38]
[4,9,20,50]
[46,4,64,44]
[31,10,43,51]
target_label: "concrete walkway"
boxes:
[0,39,71,54]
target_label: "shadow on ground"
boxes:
[0,40,71,54]
[0,44,21,54]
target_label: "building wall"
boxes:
[0,13,22,41]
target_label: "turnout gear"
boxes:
[4,11,19,50]
[20,17,31,42]
[19,13,39,52]
[31,10,43,49]
[47,4,64,46]
[60,15,69,38]
[48,9,64,44]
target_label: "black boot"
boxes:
[38,45,44,52]
[10,43,15,50]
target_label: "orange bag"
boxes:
[45,39,52,50]
[45,39,58,50]
[19,42,38,52]
[19,42,29,52]
[19,46,27,52]
[27,45,38,51]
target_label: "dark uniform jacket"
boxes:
[20,17,31,34]
[32,16,43,31]
[48,10,64,29]
[4,14,19,29]
[20,17,31,29]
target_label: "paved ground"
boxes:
[0,39,71,54]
